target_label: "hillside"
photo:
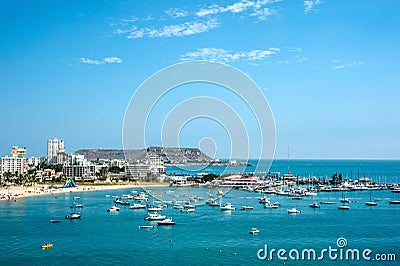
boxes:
[74,146,213,164]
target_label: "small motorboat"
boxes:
[258,196,270,204]
[148,206,163,212]
[287,208,301,214]
[264,203,279,209]
[157,218,176,225]
[338,205,350,210]
[49,219,61,223]
[130,203,146,209]
[138,225,154,229]
[208,201,220,207]
[173,205,184,209]
[73,196,80,200]
[180,208,195,213]
[389,200,400,205]
[320,201,336,205]
[309,202,321,208]
[107,206,120,212]
[41,243,53,249]
[183,204,196,209]
[70,203,83,208]
[65,213,81,219]
[340,198,350,203]
[366,201,377,206]
[220,203,235,211]
[241,205,254,210]
[144,212,166,221]
[291,196,303,200]
[249,228,260,234]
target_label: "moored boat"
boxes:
[144,212,166,221]
[240,205,254,210]
[157,218,176,225]
[287,208,301,214]
[309,201,320,208]
[65,213,81,219]
[130,203,146,209]
[49,219,61,223]
[107,205,120,212]
[338,205,350,210]
[220,203,235,211]
[249,228,260,234]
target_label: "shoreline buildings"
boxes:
[47,138,66,164]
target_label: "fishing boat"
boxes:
[240,205,254,210]
[41,243,53,249]
[220,203,235,211]
[144,212,166,221]
[157,218,176,225]
[49,219,61,223]
[287,208,301,214]
[107,206,120,212]
[65,213,81,219]
[130,203,146,209]
[249,228,260,234]
[309,201,321,208]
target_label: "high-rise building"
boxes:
[11,146,26,159]
[47,138,66,164]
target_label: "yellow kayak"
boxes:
[41,243,53,249]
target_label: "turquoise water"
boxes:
[1,160,399,265]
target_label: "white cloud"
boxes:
[124,19,219,39]
[103,57,123,64]
[196,0,280,21]
[334,61,365,70]
[180,47,280,62]
[165,8,189,18]
[79,56,123,65]
[79,58,101,65]
[304,0,322,14]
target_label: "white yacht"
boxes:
[144,212,166,221]
[65,213,81,219]
[220,203,235,211]
[157,218,176,225]
[240,205,254,210]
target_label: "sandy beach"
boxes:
[0,182,169,201]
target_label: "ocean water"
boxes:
[1,160,399,265]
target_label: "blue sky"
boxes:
[0,0,399,159]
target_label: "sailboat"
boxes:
[366,189,377,206]
[389,191,400,204]
[338,188,350,210]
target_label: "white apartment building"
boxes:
[1,156,25,177]
[47,138,66,164]
[125,155,166,180]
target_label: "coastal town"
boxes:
[1,138,399,202]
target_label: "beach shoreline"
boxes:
[0,182,169,201]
